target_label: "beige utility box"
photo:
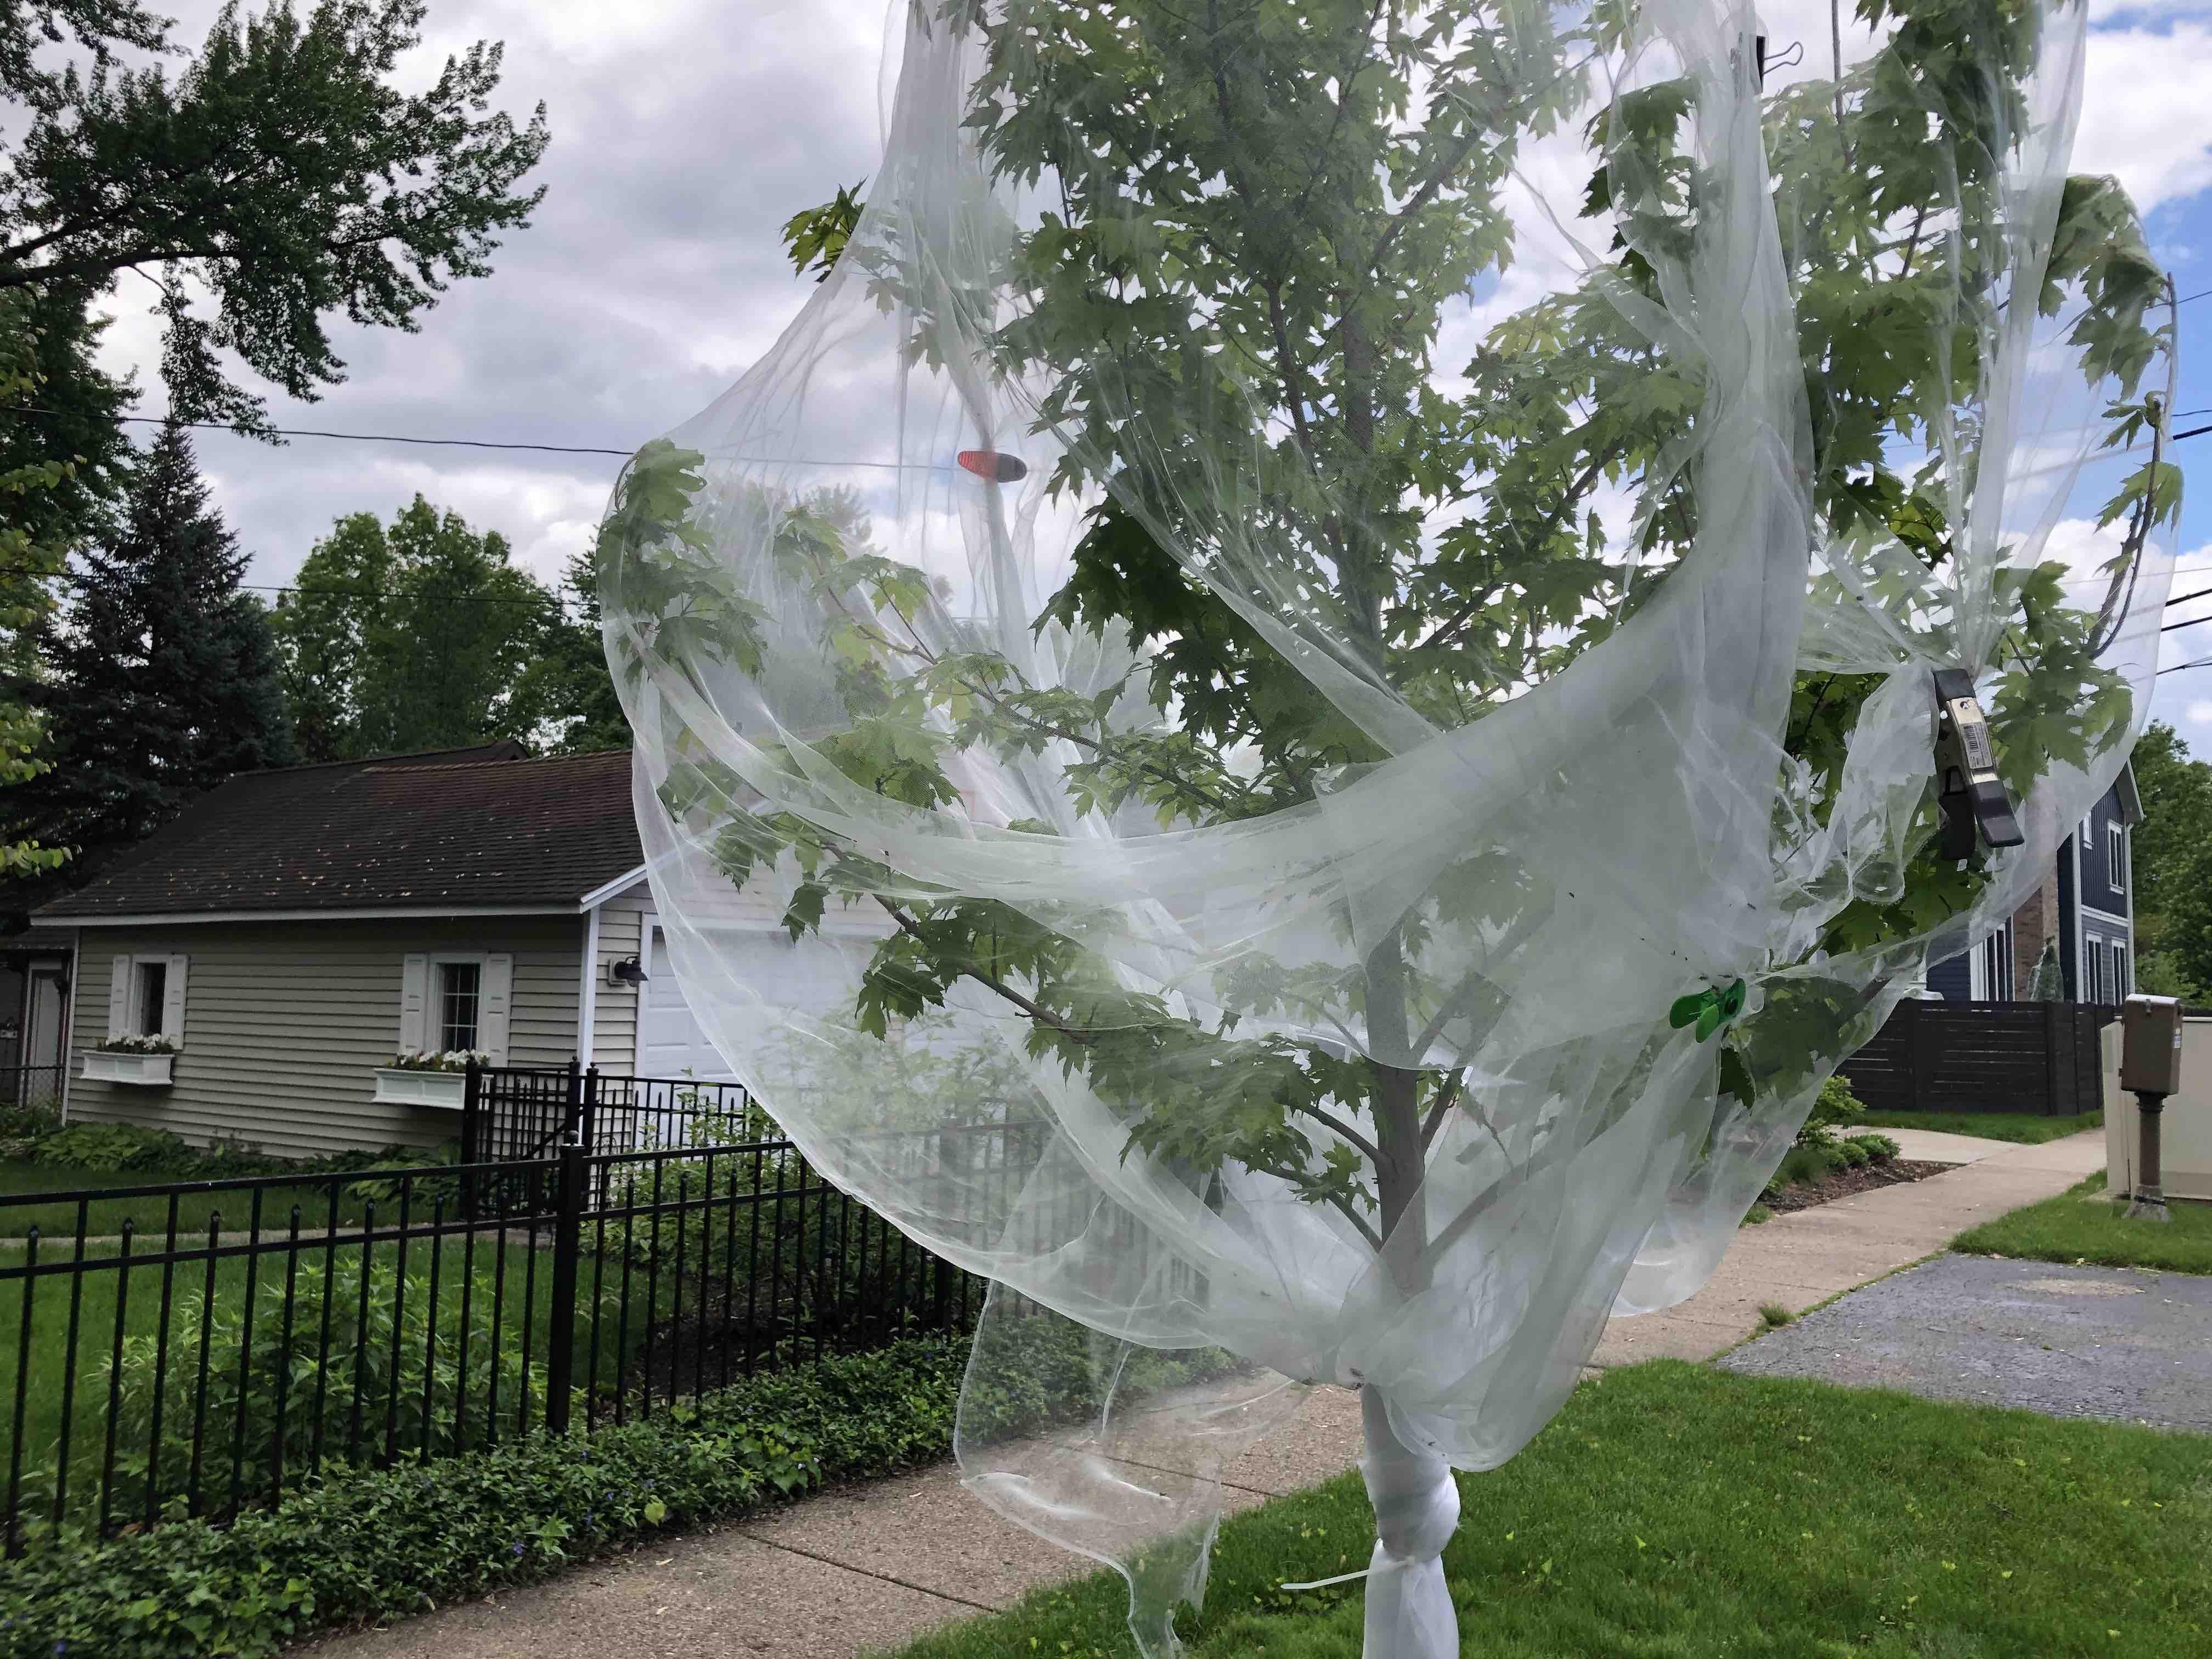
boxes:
[2105,1015,2212,1203]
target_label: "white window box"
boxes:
[83,1050,175,1086]
[373,1068,469,1109]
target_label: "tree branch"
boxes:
[1419,1071,1463,1150]
[876,898,1093,1048]
[1296,1102,1382,1166]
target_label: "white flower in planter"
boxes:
[385,1049,493,1074]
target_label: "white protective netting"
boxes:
[597,1,2176,1654]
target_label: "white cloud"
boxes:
[2076,24,2212,215]
[64,0,2210,621]
[2187,701,2212,725]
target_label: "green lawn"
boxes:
[0,1159,377,1240]
[1952,1171,2212,1275]
[893,1363,2208,1659]
[1852,1109,2101,1145]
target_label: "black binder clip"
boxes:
[1933,668,2023,860]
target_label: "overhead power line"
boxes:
[2,404,636,458]
[5,398,2210,461]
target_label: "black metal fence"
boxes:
[0,1127,996,1555]
[1834,998,2118,1116]
[461,1063,759,1170]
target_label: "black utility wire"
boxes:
[1,404,635,457]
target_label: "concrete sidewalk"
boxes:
[296,1130,2103,1659]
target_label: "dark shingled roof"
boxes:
[1,926,76,955]
[38,744,645,921]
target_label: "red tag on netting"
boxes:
[957,450,1029,482]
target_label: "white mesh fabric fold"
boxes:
[600,1,2176,1653]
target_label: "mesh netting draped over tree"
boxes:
[594,1,2176,1654]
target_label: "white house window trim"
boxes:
[2107,825,2125,894]
[394,950,512,1070]
[101,952,188,1046]
[431,954,487,1053]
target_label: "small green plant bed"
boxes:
[1953,1171,2212,1276]
[1851,1109,2102,1145]
[0,1160,381,1240]
[892,1363,2210,1659]
[0,1119,416,1239]
[0,1323,1234,1659]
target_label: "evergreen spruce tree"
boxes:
[6,422,296,919]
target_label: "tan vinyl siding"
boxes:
[65,916,589,1159]
[589,897,646,1074]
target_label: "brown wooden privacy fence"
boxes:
[1833,1000,2118,1117]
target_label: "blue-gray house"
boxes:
[1926,763,2140,1005]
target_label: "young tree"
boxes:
[4,421,295,916]
[274,496,560,757]
[2128,721,2212,998]
[613,3,2174,1652]
[0,0,548,428]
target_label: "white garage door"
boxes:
[636,926,737,1081]
[635,919,875,1082]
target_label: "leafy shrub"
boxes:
[1794,1073,1868,1152]
[32,1121,196,1172]
[593,1150,938,1348]
[0,1099,60,1142]
[1770,1144,1837,1190]
[1836,1139,1870,1168]
[20,1121,399,1183]
[0,1334,980,1659]
[342,1139,463,1207]
[1849,1131,1900,1162]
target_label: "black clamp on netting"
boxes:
[1932,668,2023,860]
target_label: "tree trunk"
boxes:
[1358,1385,1462,1658]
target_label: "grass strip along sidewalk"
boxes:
[1954,1171,2212,1276]
[1850,1109,2102,1145]
[894,1363,2206,1659]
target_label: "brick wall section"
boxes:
[2011,873,2060,998]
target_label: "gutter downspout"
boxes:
[577,904,601,1069]
[59,932,80,1124]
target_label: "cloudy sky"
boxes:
[87,0,2212,738]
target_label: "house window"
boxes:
[437,960,483,1052]
[1976,922,2013,1002]
[2107,825,2125,893]
[2113,943,2130,1000]
[133,960,167,1037]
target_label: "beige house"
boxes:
[36,743,752,1160]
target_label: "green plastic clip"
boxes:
[1669,978,1747,1043]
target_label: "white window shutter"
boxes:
[106,956,131,1039]
[480,954,513,1065]
[399,955,429,1054]
[162,955,189,1044]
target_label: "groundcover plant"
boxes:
[595,1,2176,1653]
